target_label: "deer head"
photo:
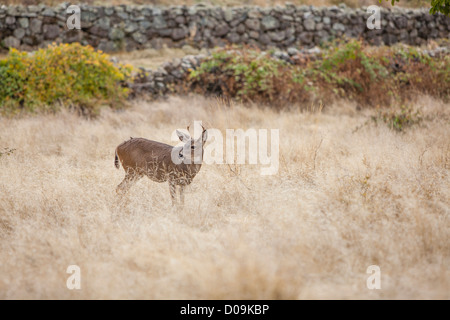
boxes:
[175,124,208,165]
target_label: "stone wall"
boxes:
[1,3,449,52]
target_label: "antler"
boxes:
[187,123,206,133]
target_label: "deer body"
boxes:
[114,127,207,205]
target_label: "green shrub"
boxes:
[189,47,311,107]
[372,105,422,132]
[390,46,450,100]
[187,40,449,109]
[313,39,390,105]
[0,43,132,116]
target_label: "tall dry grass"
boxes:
[0,95,448,299]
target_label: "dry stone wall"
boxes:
[0,3,449,52]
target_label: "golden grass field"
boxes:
[0,95,448,299]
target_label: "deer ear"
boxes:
[201,129,208,144]
[176,130,190,142]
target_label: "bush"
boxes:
[0,43,132,116]
[312,39,391,105]
[371,105,422,132]
[187,40,450,109]
[189,47,312,108]
[390,46,450,100]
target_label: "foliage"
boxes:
[371,105,423,131]
[312,39,391,105]
[380,0,450,16]
[187,40,450,109]
[0,43,132,116]
[189,47,311,107]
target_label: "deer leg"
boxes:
[169,181,177,206]
[179,185,185,206]
[116,173,141,195]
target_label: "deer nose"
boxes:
[178,150,183,158]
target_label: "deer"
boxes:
[114,124,208,205]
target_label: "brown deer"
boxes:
[114,125,207,205]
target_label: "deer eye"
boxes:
[191,146,195,150]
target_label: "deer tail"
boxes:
[114,149,120,169]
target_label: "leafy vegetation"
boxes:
[312,39,391,105]
[187,40,450,109]
[0,43,132,116]
[381,0,450,16]
[371,105,423,131]
[189,49,311,107]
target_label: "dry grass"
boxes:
[114,45,205,70]
[0,95,449,299]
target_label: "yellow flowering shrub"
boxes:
[0,43,132,116]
